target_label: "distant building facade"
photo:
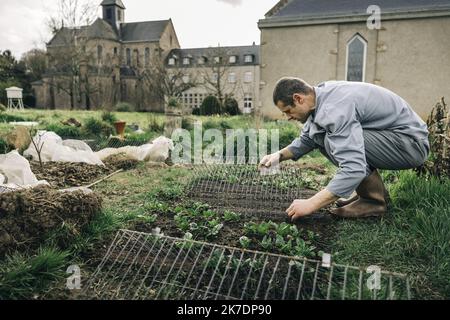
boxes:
[32,0,261,114]
[166,45,260,114]
[258,0,450,119]
[33,0,180,111]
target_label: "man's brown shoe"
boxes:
[331,169,388,218]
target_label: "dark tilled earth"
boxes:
[30,154,139,189]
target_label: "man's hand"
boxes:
[286,199,316,221]
[286,189,340,221]
[259,152,281,169]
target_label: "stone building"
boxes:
[258,0,450,119]
[166,45,260,114]
[33,0,180,111]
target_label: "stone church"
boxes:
[33,0,180,111]
[258,0,450,119]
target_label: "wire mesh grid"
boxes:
[185,161,329,220]
[83,136,151,152]
[83,229,411,300]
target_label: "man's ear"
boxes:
[293,93,304,104]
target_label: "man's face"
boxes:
[276,93,312,124]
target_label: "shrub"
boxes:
[115,102,134,112]
[167,97,181,108]
[101,111,118,124]
[192,107,201,116]
[147,114,164,133]
[23,94,36,108]
[0,138,13,154]
[181,117,194,131]
[45,123,82,139]
[200,96,222,115]
[83,117,113,137]
[0,103,6,112]
[224,97,241,116]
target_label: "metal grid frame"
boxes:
[83,229,411,300]
[185,162,329,220]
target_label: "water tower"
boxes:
[6,86,24,111]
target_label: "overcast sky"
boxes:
[0,0,277,59]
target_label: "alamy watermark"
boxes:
[367,5,382,30]
[170,121,280,165]
[66,264,82,290]
[366,265,381,290]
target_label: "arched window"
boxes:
[133,49,139,66]
[145,48,150,66]
[126,48,131,66]
[97,45,103,64]
[346,34,367,82]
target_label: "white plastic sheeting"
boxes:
[0,150,49,190]
[23,131,104,166]
[96,136,174,162]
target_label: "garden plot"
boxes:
[83,229,411,300]
[82,163,412,300]
[185,163,331,221]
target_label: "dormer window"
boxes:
[229,56,237,64]
[214,56,221,64]
[106,8,112,20]
[168,58,176,66]
[183,57,190,65]
[244,55,254,63]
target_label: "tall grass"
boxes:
[333,170,450,299]
[0,247,69,299]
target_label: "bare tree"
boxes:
[199,45,239,107]
[141,54,197,106]
[20,49,47,82]
[44,0,99,110]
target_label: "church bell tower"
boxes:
[101,0,125,32]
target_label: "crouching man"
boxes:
[260,78,429,220]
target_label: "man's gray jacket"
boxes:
[288,81,429,198]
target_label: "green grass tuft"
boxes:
[0,247,69,299]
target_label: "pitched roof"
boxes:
[261,0,450,26]
[85,18,119,40]
[167,45,260,67]
[121,20,170,42]
[47,27,82,46]
[47,18,170,46]
[100,0,126,9]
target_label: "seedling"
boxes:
[223,210,241,222]
[239,236,251,249]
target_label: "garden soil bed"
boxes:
[0,186,102,256]
[30,154,139,189]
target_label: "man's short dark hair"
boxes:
[273,77,313,107]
